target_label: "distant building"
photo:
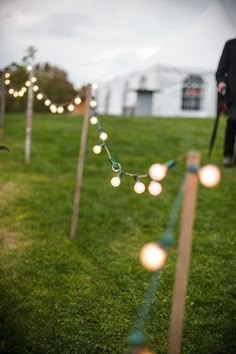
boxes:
[97,0,236,118]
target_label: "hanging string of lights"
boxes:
[3,66,82,114]
[89,100,221,196]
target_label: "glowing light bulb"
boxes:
[13,92,19,97]
[22,87,27,93]
[90,116,98,125]
[33,85,39,92]
[50,104,57,113]
[4,79,10,85]
[25,81,31,87]
[198,164,221,188]
[90,99,97,108]
[18,91,24,97]
[148,181,162,196]
[5,73,10,78]
[37,93,43,100]
[134,181,145,194]
[27,65,32,71]
[148,163,167,181]
[57,106,64,114]
[93,145,102,154]
[45,99,51,106]
[74,97,81,105]
[111,176,121,187]
[99,132,108,141]
[9,88,14,94]
[92,83,98,90]
[31,76,37,83]
[140,242,167,271]
[68,104,75,112]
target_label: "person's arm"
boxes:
[216,41,229,91]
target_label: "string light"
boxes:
[198,164,221,188]
[57,106,64,114]
[31,77,37,83]
[74,97,82,105]
[45,99,51,106]
[68,104,75,112]
[26,65,32,71]
[9,88,14,95]
[50,104,57,113]
[13,92,19,97]
[4,79,10,85]
[148,163,167,181]
[90,98,97,108]
[5,73,10,79]
[18,91,24,97]
[134,181,146,194]
[140,242,167,271]
[93,145,102,154]
[148,181,162,196]
[33,85,39,92]
[99,132,108,141]
[37,93,43,100]
[90,115,98,125]
[25,81,31,87]
[111,176,121,187]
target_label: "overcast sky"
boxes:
[1,0,235,87]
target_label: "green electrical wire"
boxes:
[126,176,186,348]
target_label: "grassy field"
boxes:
[0,113,235,354]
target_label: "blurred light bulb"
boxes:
[33,85,39,92]
[99,132,108,141]
[140,242,167,271]
[22,87,27,93]
[27,65,32,71]
[74,97,81,105]
[57,106,64,114]
[148,181,162,196]
[31,76,37,83]
[50,104,57,113]
[37,93,43,100]
[90,99,97,108]
[9,88,14,94]
[149,163,167,181]
[111,176,121,187]
[68,104,75,112]
[198,164,221,188]
[90,116,98,125]
[4,79,10,85]
[18,91,24,97]
[92,83,98,90]
[45,99,51,106]
[13,92,19,97]
[93,145,102,154]
[134,181,145,194]
[5,73,10,78]
[25,81,31,87]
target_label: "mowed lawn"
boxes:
[0,113,235,354]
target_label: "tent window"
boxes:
[182,75,203,111]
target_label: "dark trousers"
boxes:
[224,119,236,157]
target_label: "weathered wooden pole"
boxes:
[168,151,201,354]
[70,84,92,239]
[25,66,34,164]
[0,72,6,140]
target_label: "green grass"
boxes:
[0,113,235,354]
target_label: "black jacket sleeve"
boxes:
[215,41,229,84]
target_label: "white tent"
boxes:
[97,0,236,117]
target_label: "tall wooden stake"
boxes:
[70,84,92,239]
[168,151,201,354]
[0,72,5,140]
[25,66,34,164]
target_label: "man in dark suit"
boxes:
[216,38,236,167]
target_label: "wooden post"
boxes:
[0,72,5,140]
[70,84,92,239]
[25,66,34,164]
[168,151,201,354]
